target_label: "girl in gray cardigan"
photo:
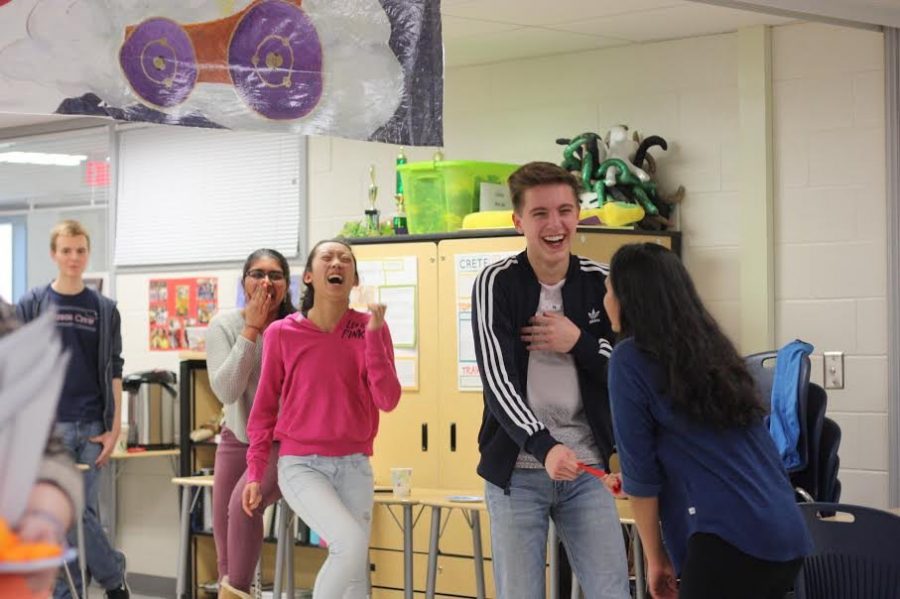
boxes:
[206,250,295,598]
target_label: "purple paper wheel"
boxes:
[120,18,197,108]
[228,0,323,120]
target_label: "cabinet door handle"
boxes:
[450,423,457,452]
[421,423,428,452]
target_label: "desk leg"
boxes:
[77,513,87,599]
[548,520,558,599]
[286,513,295,596]
[425,506,441,599]
[471,511,485,599]
[274,501,288,599]
[632,526,646,599]
[403,505,414,599]
[175,487,192,599]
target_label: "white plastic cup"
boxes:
[391,467,412,498]
[115,424,129,455]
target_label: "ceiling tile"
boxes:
[557,3,794,41]
[0,113,70,129]
[442,15,521,40]
[441,0,686,26]
[445,27,629,68]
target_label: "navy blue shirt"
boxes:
[50,286,103,422]
[609,338,812,571]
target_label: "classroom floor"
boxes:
[87,588,165,599]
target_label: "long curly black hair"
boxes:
[609,243,765,428]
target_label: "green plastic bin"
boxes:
[398,160,520,234]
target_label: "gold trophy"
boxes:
[365,164,380,234]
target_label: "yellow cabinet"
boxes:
[436,236,526,489]
[352,242,441,489]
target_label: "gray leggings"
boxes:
[277,454,374,599]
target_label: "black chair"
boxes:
[795,502,900,599]
[791,383,829,500]
[745,351,838,502]
[817,417,842,504]
[745,350,811,472]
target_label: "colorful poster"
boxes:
[0,0,443,145]
[455,252,518,392]
[149,277,218,351]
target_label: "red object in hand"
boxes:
[577,461,607,478]
[577,462,622,494]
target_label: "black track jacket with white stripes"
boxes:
[471,250,616,490]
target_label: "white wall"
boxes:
[772,23,889,507]
[310,31,744,343]
[114,267,243,577]
[307,23,890,507]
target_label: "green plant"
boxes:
[339,220,395,238]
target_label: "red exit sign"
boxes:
[84,160,110,187]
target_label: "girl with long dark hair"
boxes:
[242,239,401,598]
[206,248,295,598]
[604,243,811,599]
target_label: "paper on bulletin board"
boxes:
[378,285,416,348]
[455,252,518,392]
[351,256,418,390]
[149,277,217,351]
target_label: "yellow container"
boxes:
[398,161,519,234]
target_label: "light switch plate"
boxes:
[823,351,844,389]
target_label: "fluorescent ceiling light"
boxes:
[0,151,88,166]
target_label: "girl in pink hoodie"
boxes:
[242,239,401,598]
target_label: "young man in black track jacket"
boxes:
[471,162,629,599]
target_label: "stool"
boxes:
[62,463,89,599]
[272,499,296,599]
[59,507,87,598]
[172,475,214,599]
[372,493,421,599]
[421,495,486,599]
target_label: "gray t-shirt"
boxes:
[516,280,602,469]
[205,309,262,444]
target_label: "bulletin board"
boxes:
[148,277,217,351]
[350,256,419,390]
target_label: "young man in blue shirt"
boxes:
[471,162,629,598]
[17,220,129,599]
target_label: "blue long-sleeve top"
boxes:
[608,338,812,572]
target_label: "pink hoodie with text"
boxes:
[245,310,402,482]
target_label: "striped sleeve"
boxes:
[471,258,559,462]
[578,257,609,275]
[569,258,615,371]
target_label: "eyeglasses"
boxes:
[246,269,285,282]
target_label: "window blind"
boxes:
[115,126,303,266]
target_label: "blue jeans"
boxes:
[52,421,125,599]
[485,469,630,599]
[278,454,374,599]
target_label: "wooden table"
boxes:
[106,449,180,542]
[388,489,641,599]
